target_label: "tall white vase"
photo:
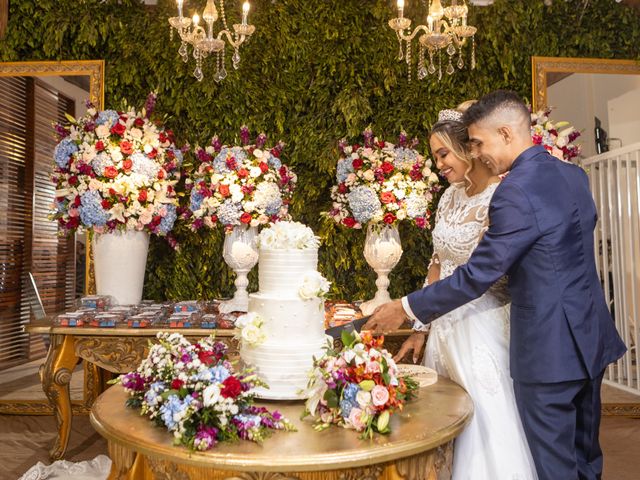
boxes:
[359,224,403,316]
[92,230,150,306]
[219,225,259,313]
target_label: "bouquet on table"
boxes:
[185,127,297,231]
[117,332,295,451]
[326,128,441,230]
[302,330,418,439]
[530,107,582,162]
[50,93,183,238]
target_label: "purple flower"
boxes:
[144,92,157,119]
[338,139,348,156]
[194,425,219,451]
[398,131,407,147]
[54,123,69,139]
[121,372,146,391]
[211,135,222,152]
[240,125,251,146]
[255,132,267,149]
[363,127,374,148]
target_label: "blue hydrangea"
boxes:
[405,194,429,219]
[347,186,381,224]
[234,414,262,428]
[160,394,188,431]
[230,146,248,163]
[53,137,78,169]
[130,153,159,179]
[190,189,205,212]
[217,199,242,226]
[91,153,114,176]
[267,153,281,170]
[394,147,419,170]
[79,190,109,227]
[96,110,120,127]
[340,398,356,418]
[170,148,184,166]
[336,157,355,183]
[213,147,246,174]
[143,381,167,408]
[55,200,66,213]
[158,205,177,235]
[254,182,282,216]
[343,383,360,402]
[209,365,230,383]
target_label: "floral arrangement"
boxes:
[50,93,183,236]
[116,332,295,451]
[303,330,418,439]
[327,128,440,230]
[530,107,581,162]
[186,127,297,231]
[257,221,320,250]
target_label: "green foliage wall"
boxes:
[3,0,640,300]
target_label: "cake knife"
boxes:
[324,315,371,340]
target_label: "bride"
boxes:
[395,105,538,480]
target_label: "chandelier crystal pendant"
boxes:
[389,0,477,81]
[169,0,256,82]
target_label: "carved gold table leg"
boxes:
[40,334,79,460]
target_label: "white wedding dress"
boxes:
[417,183,538,480]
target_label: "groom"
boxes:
[364,90,626,480]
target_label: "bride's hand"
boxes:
[393,332,426,364]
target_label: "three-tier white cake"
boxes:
[238,222,330,400]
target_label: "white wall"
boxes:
[38,76,90,118]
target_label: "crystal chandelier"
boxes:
[168,0,256,82]
[389,0,477,81]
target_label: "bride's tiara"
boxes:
[438,109,464,123]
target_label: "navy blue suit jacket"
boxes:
[407,145,626,383]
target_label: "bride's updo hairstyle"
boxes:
[429,100,477,190]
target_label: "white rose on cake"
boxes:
[299,271,331,300]
[257,221,320,250]
[236,312,266,346]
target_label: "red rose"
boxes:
[198,349,216,366]
[383,212,397,224]
[378,140,386,148]
[218,184,230,197]
[104,166,118,178]
[138,189,147,202]
[134,117,145,127]
[221,376,243,399]
[68,175,79,186]
[119,141,133,155]
[95,140,105,152]
[101,199,111,209]
[352,158,364,170]
[210,215,218,223]
[381,162,394,174]
[148,149,157,159]
[259,162,269,173]
[342,217,356,228]
[157,169,165,179]
[171,379,184,390]
[237,168,249,178]
[240,212,252,224]
[108,188,117,196]
[338,183,348,194]
[122,159,133,171]
[73,196,81,207]
[110,122,126,136]
[380,191,396,204]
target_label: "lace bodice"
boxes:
[432,182,498,278]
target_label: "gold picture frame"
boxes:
[531,56,640,111]
[0,59,105,294]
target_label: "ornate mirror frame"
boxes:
[531,56,640,111]
[0,60,105,294]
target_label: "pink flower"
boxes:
[371,385,390,407]
[68,207,79,218]
[347,407,366,431]
[364,361,381,374]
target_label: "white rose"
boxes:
[202,384,221,407]
[393,188,406,200]
[253,148,264,158]
[429,172,439,183]
[95,125,110,138]
[356,390,372,407]
[363,169,375,182]
[250,167,262,178]
[241,323,265,346]
[143,144,153,154]
[396,209,407,220]
[130,128,143,140]
[299,271,330,300]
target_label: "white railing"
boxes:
[583,143,640,396]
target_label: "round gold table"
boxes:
[90,381,473,480]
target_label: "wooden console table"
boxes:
[91,381,473,480]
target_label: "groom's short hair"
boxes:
[462,90,530,132]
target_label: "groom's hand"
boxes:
[363,299,407,334]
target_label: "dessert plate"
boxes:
[397,364,438,388]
